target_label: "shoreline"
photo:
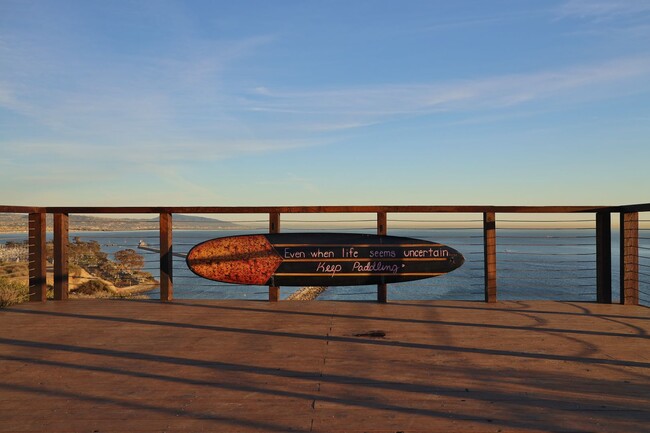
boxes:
[0,227,255,235]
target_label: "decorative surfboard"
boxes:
[186,233,464,286]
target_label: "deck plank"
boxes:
[0,299,649,432]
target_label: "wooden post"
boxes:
[483,212,497,303]
[160,213,173,302]
[28,212,47,302]
[377,211,387,303]
[269,212,280,302]
[53,213,69,300]
[620,212,639,305]
[596,212,611,303]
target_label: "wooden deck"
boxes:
[1,300,649,432]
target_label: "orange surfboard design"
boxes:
[187,235,283,285]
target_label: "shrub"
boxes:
[75,279,113,295]
[0,277,29,308]
[69,239,108,269]
[0,262,28,278]
[114,249,144,271]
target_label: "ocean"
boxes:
[2,228,649,305]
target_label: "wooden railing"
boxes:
[1,204,648,305]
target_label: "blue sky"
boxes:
[1,0,649,207]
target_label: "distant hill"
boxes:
[146,214,231,223]
[0,213,242,233]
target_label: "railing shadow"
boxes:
[1,337,649,431]
[3,304,649,367]
[2,300,649,431]
[128,298,650,338]
[391,299,650,319]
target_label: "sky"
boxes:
[1,0,650,207]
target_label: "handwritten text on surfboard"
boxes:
[279,245,450,276]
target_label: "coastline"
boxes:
[0,227,250,234]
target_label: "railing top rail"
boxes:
[0,206,47,213]
[617,203,650,213]
[1,204,648,215]
[44,205,612,214]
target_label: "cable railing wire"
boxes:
[182,283,266,288]
[390,218,483,222]
[392,226,482,230]
[282,227,377,231]
[71,232,160,236]
[498,258,596,263]
[498,275,595,280]
[435,242,484,247]
[413,235,483,240]
[498,267,596,272]
[498,251,596,256]
[498,235,595,239]
[282,219,376,223]
[496,223,594,227]
[498,242,595,247]
[204,219,268,223]
[392,284,483,289]
[497,219,594,223]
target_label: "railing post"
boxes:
[53,213,69,300]
[483,211,497,303]
[160,212,173,301]
[596,212,611,303]
[377,211,387,303]
[269,212,281,302]
[620,212,639,305]
[28,212,47,302]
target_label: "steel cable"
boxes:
[496,227,594,230]
[498,219,594,223]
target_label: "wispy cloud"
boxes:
[3,0,650,167]
[0,0,277,155]
[0,33,274,131]
[245,55,650,131]
[557,0,650,20]
[418,8,548,32]
[7,137,315,166]
[3,54,649,167]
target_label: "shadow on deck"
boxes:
[1,300,649,432]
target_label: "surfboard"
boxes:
[186,233,464,286]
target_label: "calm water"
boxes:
[2,228,649,304]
